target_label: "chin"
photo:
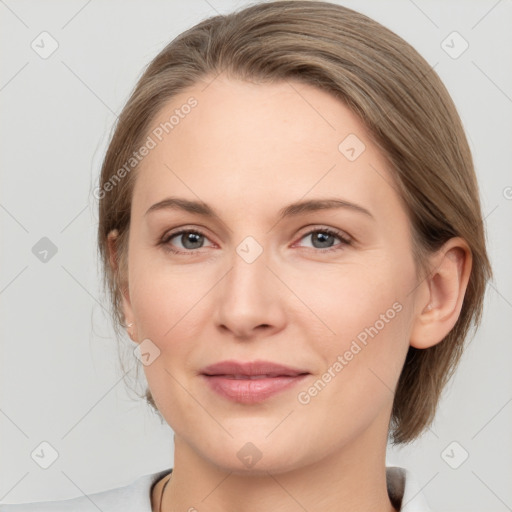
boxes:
[212,451,304,476]
[195,433,310,476]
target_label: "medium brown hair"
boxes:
[97,0,492,444]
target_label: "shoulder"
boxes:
[0,468,173,512]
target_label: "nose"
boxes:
[214,242,287,340]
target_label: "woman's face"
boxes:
[121,77,421,472]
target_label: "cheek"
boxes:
[291,253,411,337]
[293,290,410,439]
[128,244,211,340]
[128,254,211,429]
[291,256,413,392]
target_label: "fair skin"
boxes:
[108,77,471,512]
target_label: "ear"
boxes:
[410,237,472,349]
[107,229,138,341]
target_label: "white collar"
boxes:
[386,466,434,511]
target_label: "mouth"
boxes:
[200,360,310,403]
[209,374,303,379]
[201,359,309,377]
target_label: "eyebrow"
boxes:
[145,197,374,221]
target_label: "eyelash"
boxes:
[159,227,352,256]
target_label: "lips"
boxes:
[218,374,288,379]
[200,359,309,403]
[201,360,308,378]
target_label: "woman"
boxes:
[1,1,491,511]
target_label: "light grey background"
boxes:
[1,0,511,510]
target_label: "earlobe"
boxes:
[410,237,472,349]
[107,229,137,340]
[124,321,138,342]
[119,267,137,341]
[120,282,134,320]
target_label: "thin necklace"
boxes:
[159,473,172,512]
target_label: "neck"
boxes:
[160,414,398,512]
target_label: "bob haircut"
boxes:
[97,0,492,445]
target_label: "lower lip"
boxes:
[201,374,309,404]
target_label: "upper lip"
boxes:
[200,359,309,377]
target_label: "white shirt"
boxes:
[0,466,433,511]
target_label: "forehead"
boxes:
[132,76,403,222]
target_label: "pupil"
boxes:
[313,232,333,248]
[183,232,202,249]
